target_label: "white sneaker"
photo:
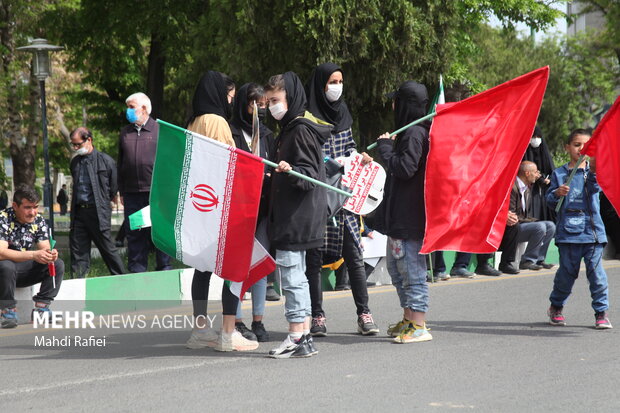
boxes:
[186,327,218,349]
[214,330,259,352]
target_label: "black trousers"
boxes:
[70,207,126,278]
[191,270,239,317]
[498,224,520,265]
[0,259,64,309]
[124,192,171,272]
[306,228,370,317]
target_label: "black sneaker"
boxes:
[310,315,327,337]
[268,335,311,359]
[265,286,281,301]
[498,263,520,274]
[306,335,319,356]
[475,263,501,276]
[357,313,380,335]
[251,321,270,342]
[519,261,542,271]
[235,322,257,341]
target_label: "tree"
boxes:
[464,25,619,153]
[188,0,562,146]
[576,0,620,65]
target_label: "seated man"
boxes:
[512,161,556,270]
[0,185,64,328]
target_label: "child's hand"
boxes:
[275,161,292,173]
[555,185,570,197]
[589,157,596,173]
[360,152,373,165]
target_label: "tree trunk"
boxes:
[146,32,166,120]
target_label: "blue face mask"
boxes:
[126,108,139,124]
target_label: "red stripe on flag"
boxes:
[421,67,549,254]
[217,149,264,282]
[581,95,620,215]
[240,254,276,299]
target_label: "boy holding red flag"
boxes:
[545,129,611,329]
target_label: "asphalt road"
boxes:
[2,260,620,412]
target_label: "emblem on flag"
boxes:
[190,184,219,212]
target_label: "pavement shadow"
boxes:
[427,320,595,337]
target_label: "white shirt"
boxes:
[516,177,528,212]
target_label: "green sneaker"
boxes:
[393,323,433,343]
[387,319,408,337]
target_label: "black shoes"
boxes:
[251,320,270,342]
[537,261,555,269]
[519,261,543,271]
[475,263,501,276]
[235,322,258,341]
[498,263,520,274]
[265,286,281,301]
[310,315,327,337]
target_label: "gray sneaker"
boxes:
[186,327,218,349]
[450,267,475,278]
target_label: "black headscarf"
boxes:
[189,71,231,123]
[280,72,308,128]
[230,83,272,142]
[523,125,555,176]
[230,83,253,135]
[305,62,353,133]
[393,81,429,130]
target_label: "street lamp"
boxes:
[17,38,64,234]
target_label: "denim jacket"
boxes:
[546,162,607,244]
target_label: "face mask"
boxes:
[325,84,343,102]
[530,137,542,148]
[126,108,139,124]
[257,108,267,122]
[75,147,89,156]
[269,102,287,121]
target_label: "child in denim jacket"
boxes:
[545,129,611,329]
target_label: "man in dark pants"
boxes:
[69,127,125,278]
[0,185,64,328]
[56,184,68,216]
[118,92,171,273]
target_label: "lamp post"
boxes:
[17,39,63,233]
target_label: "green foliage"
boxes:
[464,25,618,156]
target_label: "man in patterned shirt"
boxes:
[0,185,64,328]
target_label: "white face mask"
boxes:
[530,137,542,148]
[325,84,343,102]
[75,147,89,156]
[269,102,287,121]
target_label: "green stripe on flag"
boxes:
[150,121,189,259]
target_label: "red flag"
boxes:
[420,67,549,254]
[581,95,620,215]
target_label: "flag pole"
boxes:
[555,154,587,212]
[366,112,437,150]
[157,119,352,198]
[261,158,352,197]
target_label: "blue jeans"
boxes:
[549,243,609,312]
[386,237,429,313]
[518,221,555,264]
[276,250,310,323]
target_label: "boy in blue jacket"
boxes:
[545,129,611,329]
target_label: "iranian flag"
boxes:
[150,120,275,293]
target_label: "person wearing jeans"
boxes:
[0,186,64,329]
[375,80,433,344]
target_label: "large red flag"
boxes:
[420,67,549,254]
[581,95,620,215]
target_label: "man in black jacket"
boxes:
[118,92,171,273]
[70,127,125,278]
